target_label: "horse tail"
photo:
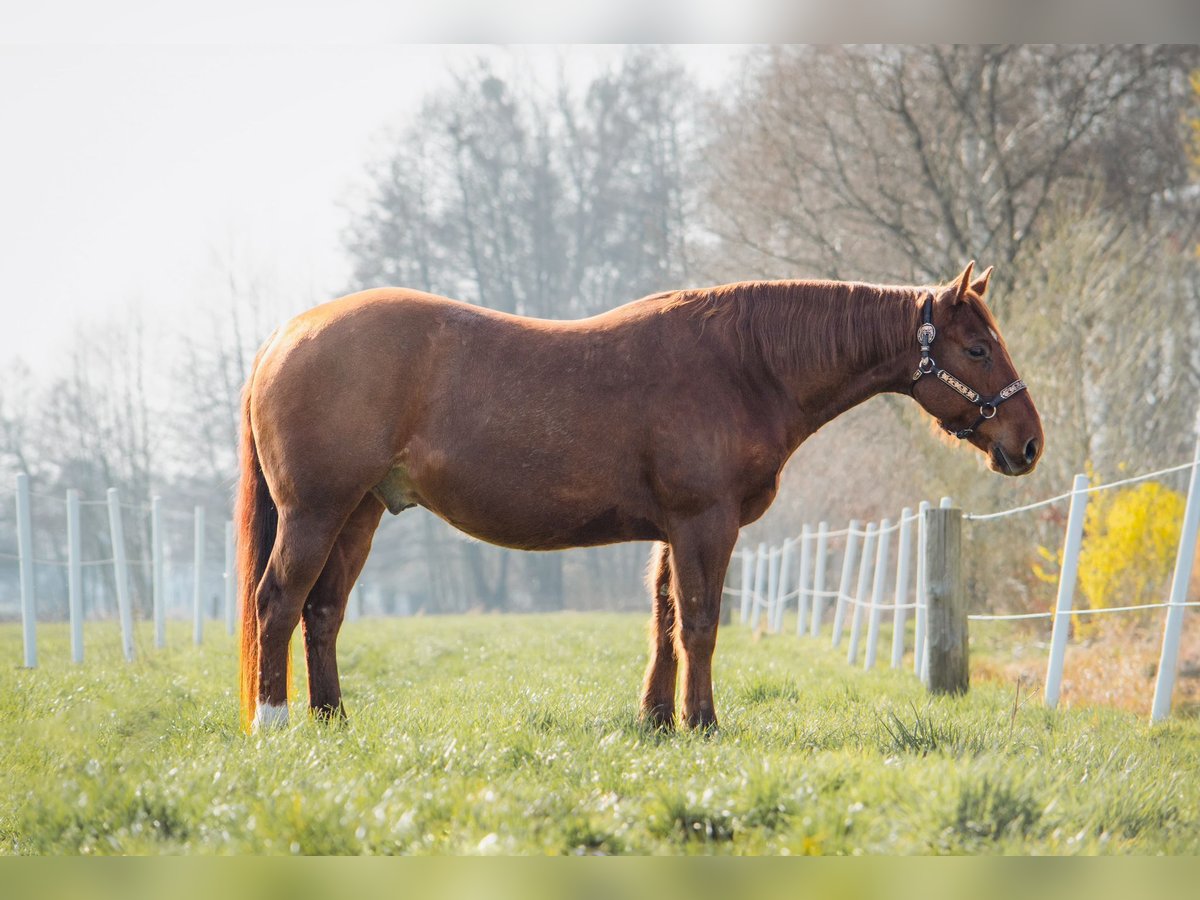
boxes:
[237,349,278,734]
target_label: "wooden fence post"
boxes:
[1151,435,1200,723]
[925,505,967,695]
[1044,474,1089,710]
[67,489,83,664]
[808,522,829,637]
[107,488,135,662]
[15,474,37,668]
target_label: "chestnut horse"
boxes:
[237,261,1042,733]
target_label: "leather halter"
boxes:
[911,294,1026,440]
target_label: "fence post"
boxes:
[846,523,877,665]
[1044,473,1089,710]
[763,544,781,633]
[864,518,892,670]
[14,474,39,668]
[795,525,813,637]
[348,582,363,622]
[151,496,165,649]
[1151,435,1200,723]
[67,489,83,664]
[808,522,829,637]
[750,543,767,631]
[925,505,967,694]
[106,488,135,662]
[890,508,914,669]
[739,549,752,624]
[831,520,861,646]
[193,505,205,646]
[224,520,236,636]
[914,500,931,682]
[773,538,794,633]
[14,474,37,668]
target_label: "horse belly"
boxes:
[405,452,661,549]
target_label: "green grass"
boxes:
[1,613,1197,855]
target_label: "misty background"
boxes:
[2,44,1198,623]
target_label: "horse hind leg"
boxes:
[639,542,678,729]
[302,494,385,719]
[253,509,345,732]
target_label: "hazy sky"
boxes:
[0,37,738,375]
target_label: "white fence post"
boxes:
[795,525,814,636]
[847,523,878,665]
[831,521,861,646]
[1151,435,1200,723]
[864,518,892,670]
[914,500,932,682]
[151,496,165,649]
[891,508,914,669]
[772,540,792,638]
[224,520,236,636]
[67,489,83,664]
[193,505,205,646]
[15,474,37,668]
[750,543,767,631]
[763,544,781,633]
[106,488,135,662]
[809,522,829,636]
[1044,473,1089,710]
[739,549,752,624]
[348,582,363,622]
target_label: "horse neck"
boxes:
[713,280,923,443]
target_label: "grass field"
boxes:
[2,613,1198,855]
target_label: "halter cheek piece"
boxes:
[911,294,1026,440]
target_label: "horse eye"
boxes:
[967,345,987,359]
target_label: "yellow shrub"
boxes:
[1075,481,1184,634]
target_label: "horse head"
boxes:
[911,262,1043,477]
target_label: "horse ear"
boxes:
[970,265,994,299]
[950,261,975,305]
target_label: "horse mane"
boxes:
[663,279,926,373]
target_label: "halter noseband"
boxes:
[911,294,1027,440]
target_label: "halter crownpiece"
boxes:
[911,294,1027,440]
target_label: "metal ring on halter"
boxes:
[918,357,935,373]
[979,404,997,419]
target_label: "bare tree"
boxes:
[706,45,1198,307]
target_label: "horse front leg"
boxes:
[666,510,739,730]
[640,542,677,729]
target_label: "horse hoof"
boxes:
[311,703,347,724]
[251,701,289,733]
[684,712,718,733]
[638,705,676,731]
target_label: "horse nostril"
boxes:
[1024,437,1039,465]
